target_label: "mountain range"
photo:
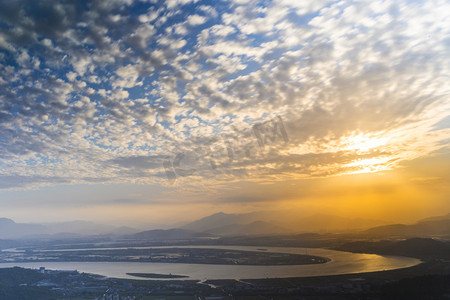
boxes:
[0,218,47,239]
[362,218,450,238]
[180,211,387,236]
[1,212,449,240]
[127,228,213,240]
[0,218,137,239]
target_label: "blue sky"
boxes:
[0,0,449,225]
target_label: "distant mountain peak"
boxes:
[417,213,450,223]
[0,217,15,223]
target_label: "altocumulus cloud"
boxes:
[0,0,449,189]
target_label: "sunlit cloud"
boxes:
[343,157,395,174]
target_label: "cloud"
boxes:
[0,0,448,190]
[0,175,70,189]
[165,0,199,9]
[186,14,207,26]
[109,155,165,170]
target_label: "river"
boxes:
[0,245,420,280]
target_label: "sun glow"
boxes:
[341,132,388,154]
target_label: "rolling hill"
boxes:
[127,228,213,240]
[363,218,450,238]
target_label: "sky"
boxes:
[0,0,449,227]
